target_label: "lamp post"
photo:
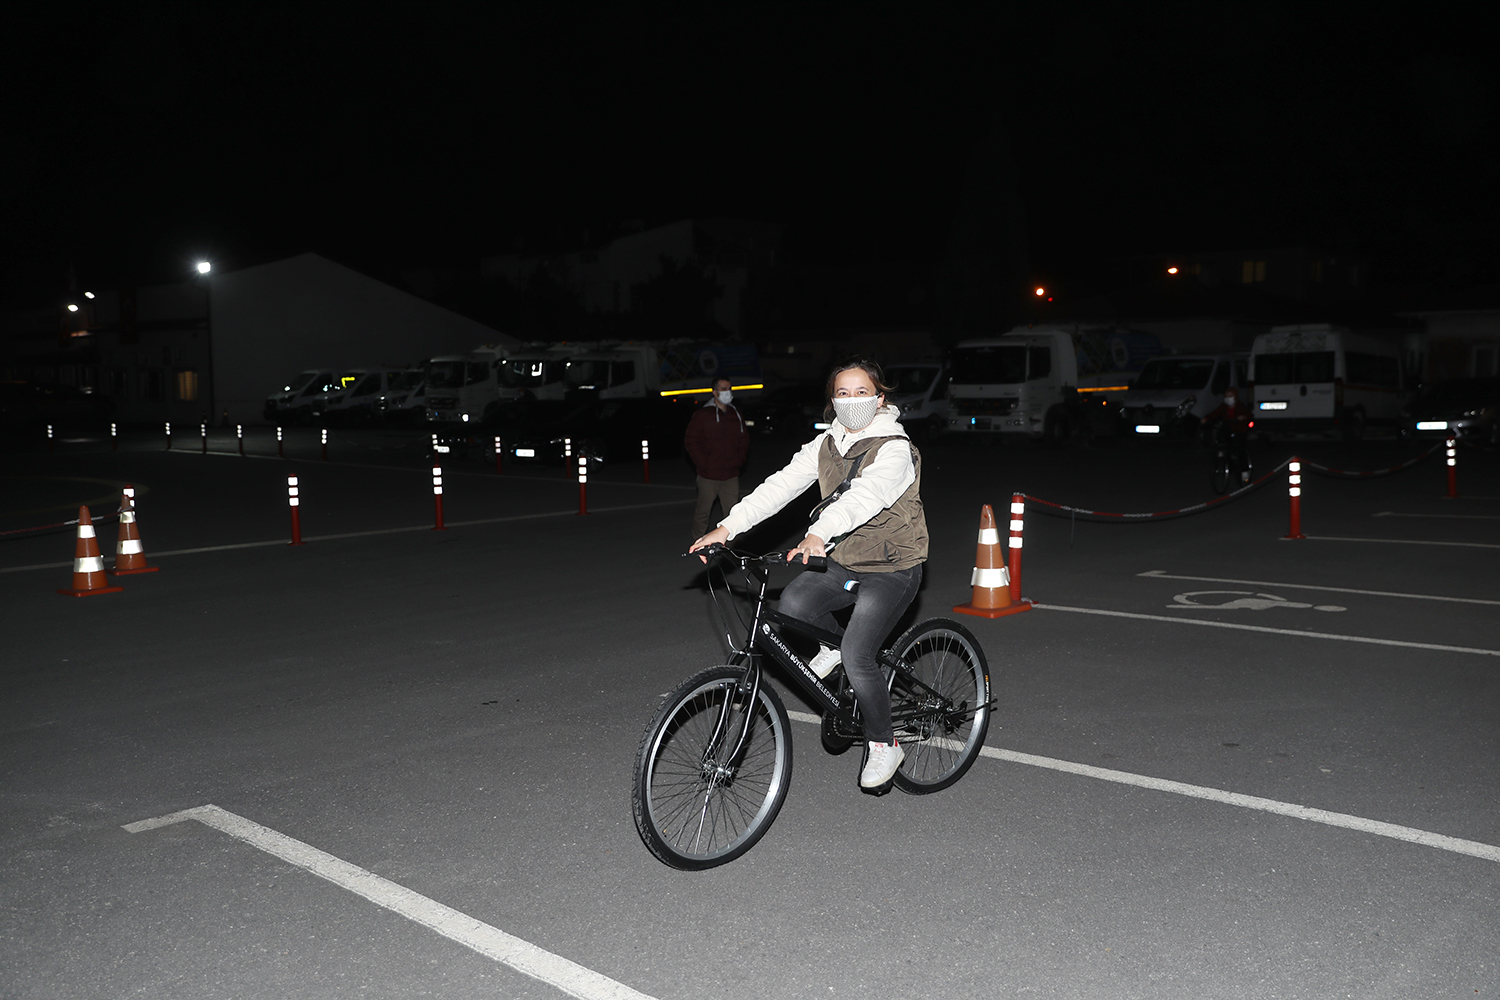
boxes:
[195,261,216,427]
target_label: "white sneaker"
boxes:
[808,644,841,679]
[860,740,903,788]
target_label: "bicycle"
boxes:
[1209,424,1252,495]
[631,545,993,870]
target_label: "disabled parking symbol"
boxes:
[1169,590,1346,613]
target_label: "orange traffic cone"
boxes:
[953,504,1029,618]
[58,506,124,597]
[109,485,159,575]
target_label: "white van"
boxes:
[884,363,948,438]
[1250,324,1410,439]
[1119,353,1248,439]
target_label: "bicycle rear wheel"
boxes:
[1210,451,1231,495]
[632,665,792,870]
[887,618,991,794]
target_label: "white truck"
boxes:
[946,325,1162,442]
[424,344,580,425]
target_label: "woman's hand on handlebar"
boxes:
[787,534,826,565]
[689,526,731,563]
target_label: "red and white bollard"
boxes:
[1285,458,1305,539]
[577,455,588,515]
[564,437,573,477]
[321,427,328,461]
[1006,493,1025,603]
[494,436,503,475]
[641,439,651,483]
[47,424,54,453]
[201,422,207,454]
[1446,436,1457,499]
[111,422,118,452]
[276,426,284,457]
[432,464,446,530]
[287,475,304,545]
[237,424,244,456]
[164,421,172,451]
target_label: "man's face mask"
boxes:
[832,396,880,430]
[716,390,733,404]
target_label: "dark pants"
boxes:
[778,559,923,744]
[692,476,739,540]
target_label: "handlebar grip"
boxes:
[785,551,827,569]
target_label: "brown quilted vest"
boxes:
[816,436,928,572]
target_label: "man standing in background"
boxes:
[685,377,749,541]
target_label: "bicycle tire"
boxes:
[632,665,793,870]
[1210,452,1230,495]
[886,618,991,794]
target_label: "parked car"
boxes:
[0,380,114,429]
[1402,377,1500,444]
[1118,353,1249,440]
[741,384,824,438]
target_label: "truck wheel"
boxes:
[1043,409,1071,446]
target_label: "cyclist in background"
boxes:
[1203,386,1253,482]
[689,358,928,791]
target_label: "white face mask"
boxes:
[716,390,733,404]
[832,396,880,431]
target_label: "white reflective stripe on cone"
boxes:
[120,510,135,523]
[971,566,1010,588]
[79,525,95,538]
[118,539,143,555]
[75,556,104,572]
[978,527,1000,544]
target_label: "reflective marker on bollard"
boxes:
[494,436,503,475]
[564,437,572,477]
[1446,436,1458,499]
[201,422,207,454]
[1007,494,1025,604]
[237,424,244,456]
[47,424,54,453]
[287,476,305,545]
[641,439,650,483]
[111,422,118,452]
[321,427,328,462]
[432,464,446,530]
[578,455,589,515]
[1285,458,1305,540]
[165,421,172,451]
[277,425,284,458]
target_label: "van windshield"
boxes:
[1133,358,1215,390]
[1256,351,1335,384]
[950,347,1026,385]
[887,367,939,393]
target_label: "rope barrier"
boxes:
[0,509,123,538]
[1301,441,1443,478]
[1020,459,1291,523]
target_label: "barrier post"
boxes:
[164,421,172,450]
[276,426,284,458]
[1007,493,1025,602]
[432,464,446,530]
[237,424,244,456]
[642,439,651,483]
[1285,458,1305,539]
[494,436,503,475]
[111,422,118,452]
[47,424,54,453]
[200,422,207,454]
[321,427,328,461]
[1446,436,1458,498]
[564,437,572,477]
[578,455,588,515]
[287,476,304,545]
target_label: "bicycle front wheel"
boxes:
[632,665,793,870]
[887,618,991,794]
[1210,452,1231,495]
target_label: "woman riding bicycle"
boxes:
[689,358,928,790]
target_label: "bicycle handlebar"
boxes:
[684,544,827,570]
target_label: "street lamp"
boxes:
[195,260,216,423]
[196,261,211,275]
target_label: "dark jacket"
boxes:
[684,401,749,480]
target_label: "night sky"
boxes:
[2,3,1495,305]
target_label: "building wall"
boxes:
[210,254,514,423]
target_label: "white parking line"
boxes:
[125,804,657,1000]
[1374,511,1500,520]
[1297,535,1500,550]
[0,500,692,573]
[1137,569,1500,606]
[785,713,1500,864]
[1032,603,1500,656]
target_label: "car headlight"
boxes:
[1174,396,1196,418]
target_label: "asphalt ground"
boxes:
[3,426,1498,1000]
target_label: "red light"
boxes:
[1034,287,1045,297]
[1249,420,1255,428]
[1167,266,1179,275]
